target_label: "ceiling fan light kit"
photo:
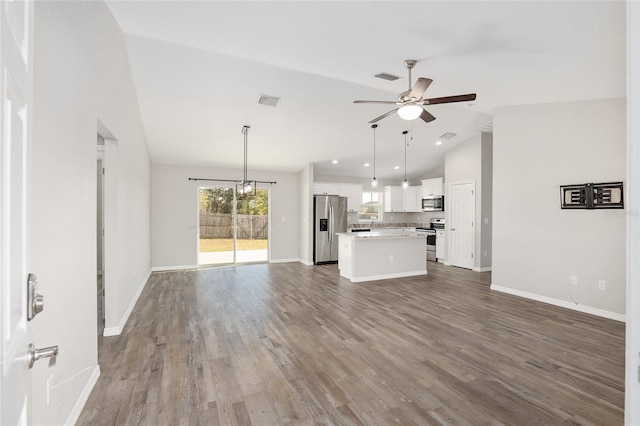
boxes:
[397,104,423,120]
[354,59,477,124]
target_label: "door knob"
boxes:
[27,343,58,368]
[27,273,44,321]
[451,228,456,231]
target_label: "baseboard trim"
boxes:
[299,259,314,266]
[473,266,492,272]
[151,264,199,272]
[270,258,300,264]
[103,269,151,336]
[344,270,428,283]
[64,364,100,426]
[490,284,626,322]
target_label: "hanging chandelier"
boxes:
[237,125,256,196]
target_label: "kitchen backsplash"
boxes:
[347,211,444,229]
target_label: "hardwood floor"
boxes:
[77,262,625,425]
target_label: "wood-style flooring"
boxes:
[77,262,625,425]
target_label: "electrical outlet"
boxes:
[484,250,487,257]
[598,280,606,290]
[389,255,394,262]
[570,275,578,286]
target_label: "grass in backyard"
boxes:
[199,238,267,252]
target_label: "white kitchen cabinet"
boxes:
[436,229,445,260]
[313,183,362,212]
[422,178,444,197]
[402,186,419,212]
[384,186,403,212]
[313,183,340,195]
[385,185,422,212]
[339,184,363,212]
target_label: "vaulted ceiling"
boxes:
[105,1,626,180]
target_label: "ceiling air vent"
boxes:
[374,72,400,81]
[257,94,280,107]
[440,132,457,140]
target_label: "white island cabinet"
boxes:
[337,231,427,282]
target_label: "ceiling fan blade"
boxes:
[422,93,476,105]
[409,78,433,100]
[353,100,398,104]
[369,108,399,124]
[420,108,436,123]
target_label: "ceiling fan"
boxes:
[354,59,477,124]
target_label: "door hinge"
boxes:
[102,167,105,175]
[471,253,474,258]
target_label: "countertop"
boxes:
[336,230,428,239]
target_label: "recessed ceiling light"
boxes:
[394,166,400,170]
[332,160,338,164]
[364,163,370,167]
[435,140,442,146]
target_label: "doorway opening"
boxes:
[198,186,269,265]
[97,137,105,336]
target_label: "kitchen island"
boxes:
[337,230,427,282]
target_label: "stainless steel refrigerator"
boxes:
[314,195,348,264]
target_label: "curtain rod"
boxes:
[188,177,277,184]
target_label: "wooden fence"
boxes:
[199,213,267,239]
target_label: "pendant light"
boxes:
[402,130,409,188]
[237,125,256,196]
[371,124,378,188]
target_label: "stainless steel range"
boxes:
[416,227,436,261]
[417,218,445,262]
[430,218,445,262]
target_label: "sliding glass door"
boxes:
[235,188,269,262]
[198,186,268,265]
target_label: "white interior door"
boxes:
[449,182,475,269]
[1,0,33,424]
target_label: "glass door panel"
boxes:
[198,187,235,265]
[235,188,269,263]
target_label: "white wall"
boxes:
[480,133,493,268]
[492,98,626,318]
[151,163,300,268]
[626,1,640,423]
[444,134,488,270]
[30,2,151,425]
[299,164,313,265]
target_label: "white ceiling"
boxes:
[105,1,626,181]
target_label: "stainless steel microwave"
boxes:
[422,196,444,211]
